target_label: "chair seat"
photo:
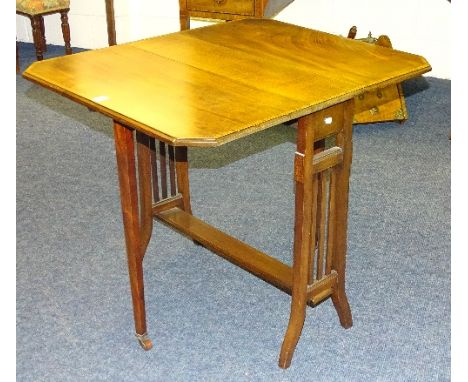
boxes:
[16,0,70,16]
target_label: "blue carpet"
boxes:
[17,42,450,381]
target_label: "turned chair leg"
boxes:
[60,11,72,55]
[30,16,44,61]
[16,40,20,73]
[39,16,47,52]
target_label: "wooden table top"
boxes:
[23,19,431,147]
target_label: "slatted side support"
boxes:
[293,143,344,306]
[294,145,344,284]
[148,139,185,204]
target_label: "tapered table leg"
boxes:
[113,121,152,350]
[330,101,354,328]
[279,113,318,369]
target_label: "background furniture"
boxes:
[16,0,72,61]
[179,0,295,30]
[347,27,408,124]
[105,0,116,45]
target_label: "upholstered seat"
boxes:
[16,0,72,62]
[16,0,70,15]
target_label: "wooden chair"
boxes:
[16,0,72,61]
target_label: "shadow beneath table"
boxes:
[189,123,297,169]
[401,76,431,98]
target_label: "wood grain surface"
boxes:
[23,19,430,147]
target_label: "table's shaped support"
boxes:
[113,99,354,368]
[279,99,354,368]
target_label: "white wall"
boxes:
[16,0,451,78]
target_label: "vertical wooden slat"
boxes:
[168,145,177,196]
[307,176,318,284]
[149,138,160,202]
[316,171,328,280]
[159,141,168,199]
[325,170,336,274]
[311,138,326,282]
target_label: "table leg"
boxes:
[330,101,354,328]
[279,100,354,368]
[279,113,318,369]
[113,121,152,350]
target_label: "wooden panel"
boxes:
[187,0,254,15]
[353,83,408,123]
[23,19,431,147]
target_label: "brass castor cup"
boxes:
[135,332,153,350]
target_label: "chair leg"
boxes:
[30,16,44,60]
[60,11,72,55]
[179,10,190,30]
[39,16,47,52]
[16,40,20,73]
